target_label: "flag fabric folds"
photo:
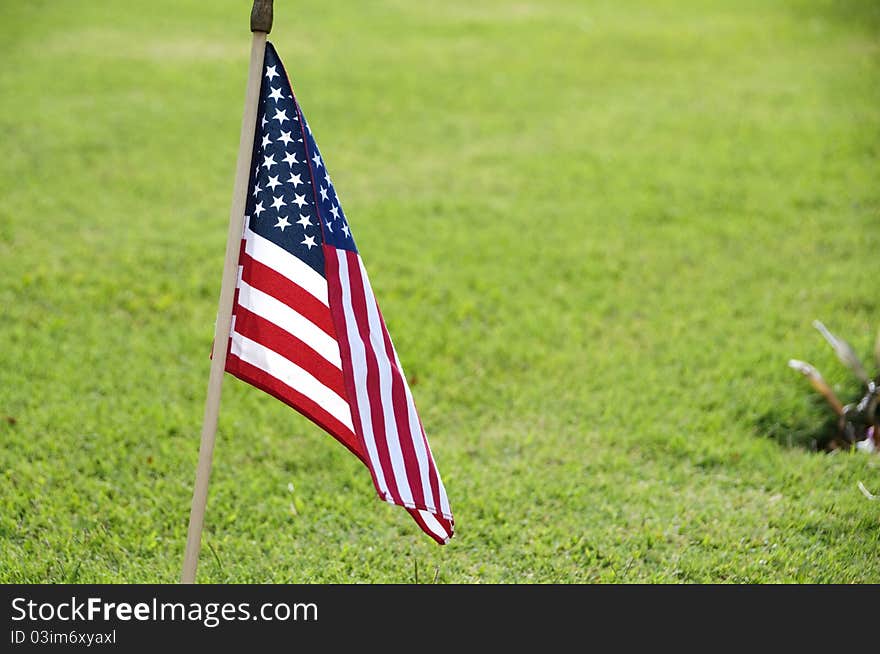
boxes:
[224,42,454,544]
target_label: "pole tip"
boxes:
[251,0,273,34]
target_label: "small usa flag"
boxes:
[224,42,454,544]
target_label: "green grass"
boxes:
[0,0,878,583]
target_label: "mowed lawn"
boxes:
[0,0,878,583]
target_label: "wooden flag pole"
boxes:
[181,0,274,584]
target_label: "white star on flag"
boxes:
[282,151,298,166]
[275,215,291,231]
[301,234,317,249]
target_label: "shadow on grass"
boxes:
[808,0,880,31]
[754,408,839,452]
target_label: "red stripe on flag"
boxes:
[344,250,405,504]
[231,304,346,398]
[406,508,452,545]
[323,246,379,491]
[376,305,428,511]
[418,418,446,522]
[239,251,335,337]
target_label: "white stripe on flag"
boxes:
[230,330,354,431]
[336,250,392,500]
[356,257,415,508]
[391,346,438,514]
[390,347,451,518]
[236,278,342,369]
[425,432,452,519]
[417,509,450,543]
[244,227,329,306]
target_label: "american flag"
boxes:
[224,42,454,544]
